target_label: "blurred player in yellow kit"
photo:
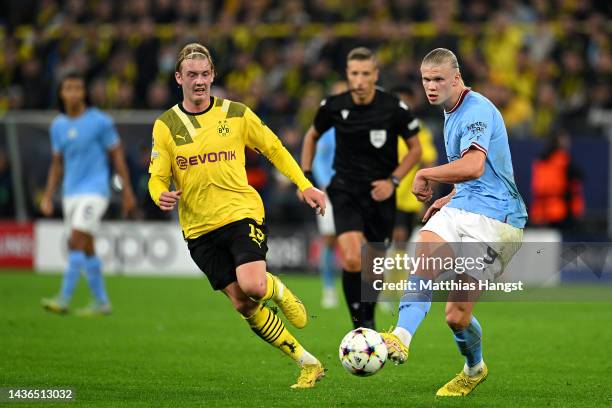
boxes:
[148,43,327,389]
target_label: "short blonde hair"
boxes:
[175,43,215,73]
[422,48,459,70]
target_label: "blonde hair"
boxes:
[175,43,215,73]
[422,48,459,70]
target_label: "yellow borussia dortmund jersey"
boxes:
[149,97,311,239]
[396,124,438,213]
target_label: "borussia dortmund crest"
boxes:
[218,120,230,136]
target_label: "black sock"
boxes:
[361,279,379,330]
[342,270,362,329]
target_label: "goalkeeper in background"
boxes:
[148,43,327,389]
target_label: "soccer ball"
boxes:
[338,327,388,376]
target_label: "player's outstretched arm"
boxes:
[419,149,485,184]
[301,187,326,216]
[40,153,63,217]
[297,126,320,202]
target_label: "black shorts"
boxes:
[187,218,268,290]
[327,179,396,244]
[395,210,417,235]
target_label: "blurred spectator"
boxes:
[530,131,584,229]
[531,82,559,138]
[0,150,15,218]
[146,78,171,109]
[1,0,611,224]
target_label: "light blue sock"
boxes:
[396,275,432,335]
[60,250,86,302]
[452,316,483,367]
[321,245,336,290]
[84,255,109,305]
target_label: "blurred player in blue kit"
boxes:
[309,81,348,309]
[381,48,527,396]
[40,72,136,315]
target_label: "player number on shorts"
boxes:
[248,223,265,247]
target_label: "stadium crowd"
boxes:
[0,0,611,227]
[2,0,611,136]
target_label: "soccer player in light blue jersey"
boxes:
[40,73,136,316]
[380,48,527,397]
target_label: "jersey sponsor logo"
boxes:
[175,150,237,170]
[369,129,387,148]
[217,120,230,136]
[176,155,188,170]
[341,109,349,119]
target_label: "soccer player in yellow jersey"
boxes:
[148,43,327,389]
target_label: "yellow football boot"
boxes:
[436,364,488,397]
[290,362,325,389]
[41,297,68,315]
[380,331,409,364]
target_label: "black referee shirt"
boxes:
[313,88,420,188]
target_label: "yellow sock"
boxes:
[260,272,282,302]
[246,305,316,365]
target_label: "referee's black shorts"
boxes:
[187,218,268,291]
[327,178,396,245]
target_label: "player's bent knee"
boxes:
[445,309,471,330]
[342,255,361,272]
[240,281,267,301]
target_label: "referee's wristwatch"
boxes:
[389,175,400,188]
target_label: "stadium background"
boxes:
[1,1,611,407]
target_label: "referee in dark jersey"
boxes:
[301,47,422,329]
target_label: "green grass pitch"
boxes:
[1,271,611,407]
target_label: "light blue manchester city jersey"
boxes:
[312,128,336,188]
[444,89,527,228]
[50,108,119,198]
